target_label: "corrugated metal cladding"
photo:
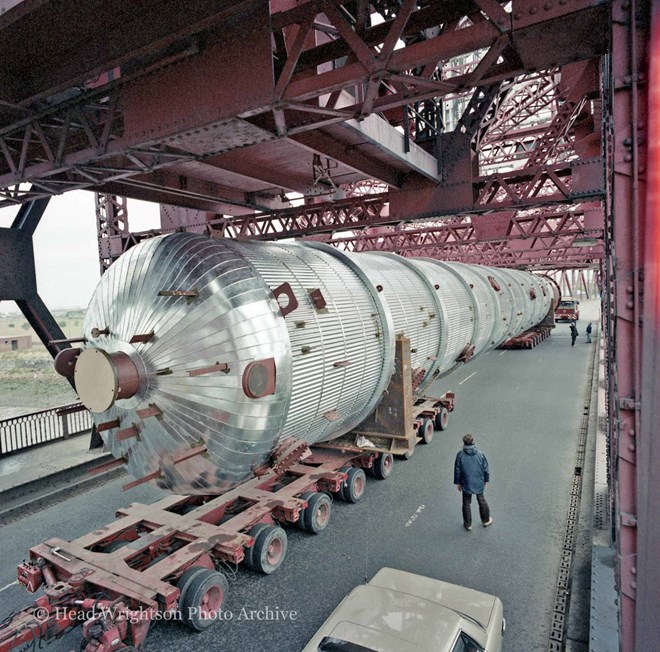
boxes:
[79,233,553,494]
[230,241,393,444]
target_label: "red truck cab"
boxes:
[555,297,580,322]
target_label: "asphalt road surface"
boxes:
[0,301,600,652]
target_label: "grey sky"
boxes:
[1,191,160,311]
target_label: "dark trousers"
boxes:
[571,334,577,346]
[462,492,490,526]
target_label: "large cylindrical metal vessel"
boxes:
[71,233,553,494]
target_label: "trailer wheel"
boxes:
[104,539,129,553]
[297,492,314,530]
[434,407,449,431]
[341,467,367,503]
[301,492,332,534]
[244,523,272,569]
[177,566,211,613]
[419,418,434,444]
[250,525,288,574]
[180,569,228,631]
[373,453,393,480]
[337,466,352,494]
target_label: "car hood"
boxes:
[302,569,499,652]
[368,568,497,631]
[307,584,463,652]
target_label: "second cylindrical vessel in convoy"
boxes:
[67,233,554,494]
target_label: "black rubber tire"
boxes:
[341,467,367,503]
[301,492,332,534]
[104,539,129,553]
[244,523,272,570]
[297,492,315,530]
[177,566,211,613]
[181,502,200,515]
[373,453,394,480]
[145,553,169,569]
[419,417,434,444]
[434,406,449,431]
[337,466,352,499]
[250,525,288,575]
[179,569,228,631]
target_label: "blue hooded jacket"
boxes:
[454,445,490,494]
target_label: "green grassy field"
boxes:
[0,312,83,419]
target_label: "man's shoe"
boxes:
[483,518,493,527]
[464,524,472,531]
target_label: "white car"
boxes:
[302,568,505,652]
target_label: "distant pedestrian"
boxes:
[454,434,492,531]
[570,322,578,346]
[586,323,592,343]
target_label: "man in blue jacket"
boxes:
[454,433,492,531]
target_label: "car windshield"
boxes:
[450,632,486,652]
[318,636,377,652]
[559,301,576,308]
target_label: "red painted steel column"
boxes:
[607,1,649,649]
[636,1,660,648]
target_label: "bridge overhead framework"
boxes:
[0,1,657,650]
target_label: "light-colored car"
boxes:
[302,568,505,652]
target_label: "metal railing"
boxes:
[0,402,92,456]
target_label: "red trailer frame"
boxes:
[1,441,391,652]
[0,336,456,652]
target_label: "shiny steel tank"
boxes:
[70,233,553,494]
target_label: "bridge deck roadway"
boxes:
[0,301,600,652]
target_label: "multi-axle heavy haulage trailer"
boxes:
[0,233,554,650]
[0,341,454,652]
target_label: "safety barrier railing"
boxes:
[0,402,92,456]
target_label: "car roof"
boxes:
[369,568,496,630]
[303,569,498,652]
[303,584,462,652]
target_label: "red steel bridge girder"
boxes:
[300,204,604,262]
[0,0,609,211]
[638,5,660,650]
[605,1,652,650]
[477,60,601,171]
[208,162,605,241]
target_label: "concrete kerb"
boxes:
[565,330,601,651]
[0,450,120,523]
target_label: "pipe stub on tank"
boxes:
[74,348,141,412]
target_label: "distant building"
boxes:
[0,335,32,351]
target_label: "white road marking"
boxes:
[405,504,426,527]
[458,371,478,385]
[0,580,18,593]
[499,351,506,356]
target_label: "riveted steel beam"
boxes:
[0,1,609,209]
[603,1,651,650]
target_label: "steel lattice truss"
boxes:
[308,205,603,265]
[0,1,609,272]
[0,1,606,215]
